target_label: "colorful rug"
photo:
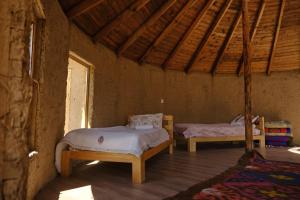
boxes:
[165,151,300,200]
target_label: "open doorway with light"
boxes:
[64,53,93,134]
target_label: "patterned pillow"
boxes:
[129,113,163,129]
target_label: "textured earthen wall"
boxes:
[26,0,69,199]
[70,25,300,144]
[0,0,33,199]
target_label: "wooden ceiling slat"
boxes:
[117,0,177,56]
[211,9,242,75]
[93,0,151,42]
[139,0,197,64]
[266,0,286,75]
[185,0,234,73]
[237,0,266,76]
[67,0,105,19]
[131,0,152,11]
[162,0,217,69]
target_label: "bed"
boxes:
[174,116,265,152]
[55,114,173,184]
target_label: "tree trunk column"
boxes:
[242,0,253,152]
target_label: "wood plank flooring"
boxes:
[35,146,300,200]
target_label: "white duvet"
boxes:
[55,126,169,172]
[175,123,261,139]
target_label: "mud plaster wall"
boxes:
[0,0,34,199]
[26,0,69,199]
[70,25,300,145]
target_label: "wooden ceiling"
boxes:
[59,0,300,75]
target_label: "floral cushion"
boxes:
[129,113,163,129]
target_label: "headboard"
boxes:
[127,114,174,140]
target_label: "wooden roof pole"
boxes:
[266,0,286,75]
[118,0,177,56]
[237,0,266,76]
[185,0,234,73]
[211,9,242,75]
[139,0,197,65]
[162,0,216,70]
[93,0,151,42]
[242,0,253,152]
[67,0,105,19]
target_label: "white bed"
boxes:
[55,114,174,184]
[175,123,261,138]
[174,116,265,152]
[55,126,169,172]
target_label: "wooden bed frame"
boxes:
[175,117,266,152]
[60,115,174,184]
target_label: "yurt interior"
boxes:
[1,0,300,199]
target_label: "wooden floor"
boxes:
[35,146,300,200]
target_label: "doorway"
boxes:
[64,55,92,133]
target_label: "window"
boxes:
[28,2,45,155]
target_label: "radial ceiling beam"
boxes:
[185,0,233,73]
[93,0,151,42]
[118,0,177,56]
[237,0,266,76]
[67,0,105,19]
[266,0,286,75]
[162,0,216,70]
[211,9,242,75]
[139,0,197,64]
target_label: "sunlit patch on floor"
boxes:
[59,185,94,200]
[288,147,300,154]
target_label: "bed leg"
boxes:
[188,138,196,152]
[61,151,72,177]
[259,138,266,148]
[169,142,173,154]
[132,158,145,184]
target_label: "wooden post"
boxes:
[242,0,253,152]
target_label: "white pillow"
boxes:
[231,114,259,126]
[135,124,154,130]
[230,114,243,125]
[234,116,245,126]
[129,113,163,129]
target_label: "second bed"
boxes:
[174,116,265,152]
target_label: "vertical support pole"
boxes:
[242,0,253,152]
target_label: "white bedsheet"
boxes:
[55,126,169,172]
[175,123,261,139]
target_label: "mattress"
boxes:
[175,123,261,139]
[55,126,169,172]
